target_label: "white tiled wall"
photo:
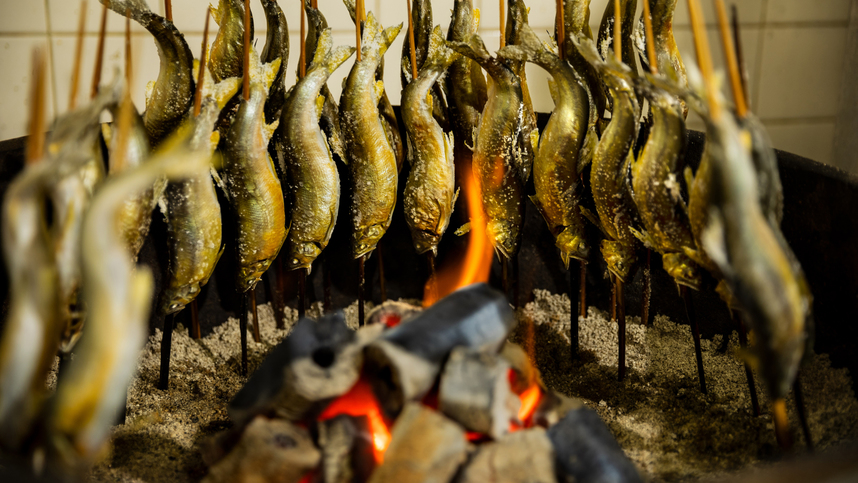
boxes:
[0,0,852,170]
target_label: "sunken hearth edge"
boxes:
[204,283,642,483]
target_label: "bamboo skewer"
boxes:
[355,0,363,61]
[69,1,87,111]
[406,0,418,80]
[612,0,627,381]
[639,0,658,328]
[298,269,307,319]
[499,0,505,48]
[377,243,387,303]
[165,0,173,22]
[193,7,211,118]
[613,0,622,63]
[91,4,108,99]
[556,0,565,60]
[731,6,750,109]
[714,0,746,118]
[642,0,658,74]
[26,49,47,166]
[242,0,251,101]
[299,0,307,79]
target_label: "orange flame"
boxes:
[424,171,494,306]
[318,378,391,463]
[508,369,543,431]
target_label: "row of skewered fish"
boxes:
[0,0,813,473]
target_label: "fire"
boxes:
[517,383,542,423]
[423,171,494,306]
[318,377,391,463]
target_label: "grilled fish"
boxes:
[100,0,196,146]
[444,0,487,154]
[559,0,606,139]
[402,26,459,255]
[631,73,702,289]
[693,75,807,401]
[160,68,240,315]
[575,36,640,282]
[640,0,687,96]
[402,0,448,128]
[516,24,590,267]
[210,0,253,83]
[344,0,405,172]
[47,128,209,471]
[261,0,289,124]
[222,47,286,292]
[596,0,639,113]
[303,1,345,161]
[504,0,538,184]
[339,11,402,259]
[281,31,354,271]
[451,34,526,259]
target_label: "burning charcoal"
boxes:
[439,347,520,438]
[501,342,543,393]
[203,416,320,483]
[364,339,441,416]
[317,415,375,483]
[366,300,423,328]
[368,403,468,483]
[229,312,383,425]
[457,428,557,483]
[532,391,585,429]
[548,407,643,483]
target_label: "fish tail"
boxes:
[309,30,356,75]
[450,33,492,67]
[99,0,151,24]
[423,26,459,71]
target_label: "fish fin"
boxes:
[473,8,481,30]
[466,117,480,152]
[262,119,280,147]
[580,206,608,237]
[342,0,356,22]
[210,2,222,25]
[315,95,326,121]
[373,80,385,106]
[629,226,655,250]
[578,127,597,173]
[454,222,471,236]
[310,30,356,75]
[450,33,492,66]
[210,167,229,200]
[497,45,528,63]
[208,132,221,157]
[424,26,460,71]
[452,187,460,210]
[261,57,282,93]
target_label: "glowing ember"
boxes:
[318,378,391,463]
[378,313,402,328]
[423,172,493,306]
[517,383,542,423]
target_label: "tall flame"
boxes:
[424,171,494,306]
[318,378,391,463]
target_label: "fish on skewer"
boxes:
[402,26,460,256]
[574,35,640,284]
[344,0,405,172]
[514,23,591,268]
[444,0,487,158]
[596,0,639,114]
[210,0,253,83]
[637,0,687,114]
[504,0,538,184]
[339,10,402,259]
[281,31,355,271]
[402,0,448,128]
[558,0,606,139]
[260,0,289,124]
[47,128,210,473]
[99,0,196,146]
[451,33,527,260]
[160,66,240,315]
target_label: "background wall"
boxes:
[0,0,853,171]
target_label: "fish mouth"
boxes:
[286,242,323,271]
[662,253,703,292]
[487,220,521,260]
[162,284,203,315]
[412,231,440,256]
[352,224,387,259]
[557,230,589,269]
[600,240,636,283]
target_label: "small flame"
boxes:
[318,378,391,463]
[517,383,542,423]
[424,171,493,306]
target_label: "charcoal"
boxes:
[202,416,320,483]
[229,312,383,425]
[532,391,585,428]
[365,300,423,327]
[317,415,375,483]
[548,407,643,483]
[364,339,441,416]
[456,428,557,483]
[438,347,520,438]
[368,403,468,483]
[501,342,543,393]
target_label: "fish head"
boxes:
[58,313,85,354]
[488,219,520,260]
[556,228,589,269]
[161,283,205,315]
[662,253,703,292]
[412,230,440,256]
[353,223,387,259]
[600,240,636,283]
[237,259,273,293]
[286,242,322,271]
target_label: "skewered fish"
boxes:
[596,0,639,113]
[209,0,252,83]
[504,0,538,184]
[160,68,240,315]
[303,1,345,160]
[47,128,209,471]
[574,36,640,282]
[402,26,459,255]
[100,0,196,146]
[559,0,606,138]
[261,0,289,124]
[281,31,355,271]
[515,23,591,267]
[339,11,402,259]
[451,34,527,259]
[444,0,487,155]
[638,0,687,105]
[221,47,286,292]
[402,0,448,128]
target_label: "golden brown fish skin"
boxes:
[222,49,286,292]
[210,0,252,83]
[631,74,703,289]
[261,0,289,124]
[48,130,209,472]
[575,36,640,282]
[560,0,606,132]
[100,0,196,146]
[402,27,459,255]
[452,34,526,259]
[515,24,590,267]
[339,12,402,259]
[647,0,686,89]
[445,0,488,151]
[303,2,345,160]
[504,0,537,183]
[402,0,448,128]
[596,0,638,113]
[281,32,354,271]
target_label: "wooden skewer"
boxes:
[714,0,746,118]
[190,299,201,339]
[194,7,211,117]
[681,285,707,393]
[499,0,506,48]
[642,0,658,74]
[734,312,760,415]
[613,0,622,63]
[125,9,132,87]
[312,0,318,9]
[358,255,366,326]
[239,292,249,375]
[90,3,108,99]
[731,6,750,110]
[243,0,251,101]
[26,48,47,166]
[298,268,307,319]
[406,0,418,80]
[250,288,260,343]
[299,0,306,79]
[569,269,578,360]
[377,243,387,302]
[686,0,720,119]
[642,249,651,326]
[158,314,177,389]
[69,0,87,111]
[165,0,172,22]
[617,277,626,381]
[556,0,565,60]
[579,260,586,318]
[355,0,363,62]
